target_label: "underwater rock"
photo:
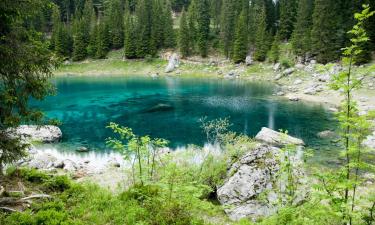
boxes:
[76,147,89,153]
[317,130,338,139]
[255,127,305,147]
[142,103,174,113]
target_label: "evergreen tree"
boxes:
[162,0,176,48]
[290,0,314,61]
[82,0,94,45]
[124,13,138,59]
[268,35,280,63]
[254,5,269,61]
[95,21,110,59]
[187,0,198,52]
[179,9,190,57]
[87,22,98,57]
[136,0,156,57]
[278,0,297,40]
[368,0,375,50]
[311,0,343,63]
[195,0,210,57]
[220,0,237,58]
[233,10,248,63]
[106,0,124,49]
[152,0,165,49]
[72,19,87,61]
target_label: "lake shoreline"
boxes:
[53,54,375,112]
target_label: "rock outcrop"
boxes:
[255,127,305,147]
[217,143,307,221]
[165,53,180,73]
[12,125,62,143]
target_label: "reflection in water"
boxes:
[267,102,276,130]
[31,76,337,154]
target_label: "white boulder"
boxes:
[255,127,305,147]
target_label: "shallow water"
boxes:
[31,76,337,156]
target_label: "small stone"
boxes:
[273,63,281,72]
[288,96,300,102]
[282,68,295,76]
[76,147,89,153]
[245,56,253,66]
[294,79,303,85]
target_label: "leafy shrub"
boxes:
[18,168,49,183]
[43,175,71,192]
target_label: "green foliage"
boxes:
[232,10,248,63]
[316,5,375,225]
[195,0,210,57]
[268,36,280,63]
[278,0,297,41]
[179,9,191,57]
[254,5,270,62]
[220,0,238,58]
[72,19,87,61]
[311,0,343,63]
[290,0,313,61]
[18,168,50,183]
[106,122,168,185]
[124,13,138,59]
[43,175,72,192]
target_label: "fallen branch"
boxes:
[0,186,4,197]
[21,194,52,201]
[0,206,19,213]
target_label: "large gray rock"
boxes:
[13,125,62,143]
[282,68,295,76]
[255,127,305,147]
[165,53,180,73]
[245,56,253,66]
[217,144,307,221]
[25,152,57,170]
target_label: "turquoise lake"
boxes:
[31,76,337,156]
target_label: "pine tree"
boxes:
[178,8,190,57]
[311,0,343,63]
[187,0,198,53]
[268,35,280,63]
[124,13,137,59]
[162,0,176,48]
[290,0,313,61]
[232,10,248,63]
[152,0,165,49]
[278,0,297,41]
[220,0,237,58]
[106,0,124,49]
[72,19,87,61]
[368,0,375,50]
[195,0,210,57]
[136,0,156,57]
[82,0,94,45]
[87,22,98,57]
[96,21,110,59]
[254,5,269,62]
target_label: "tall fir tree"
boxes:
[72,19,87,61]
[152,0,165,49]
[179,8,190,57]
[87,22,98,57]
[106,0,124,49]
[82,0,94,46]
[187,0,198,53]
[163,0,176,48]
[278,0,297,41]
[95,21,110,59]
[136,0,156,57]
[195,0,210,57]
[268,35,280,63]
[233,10,248,63]
[220,0,237,58]
[254,5,269,61]
[124,13,138,59]
[311,0,343,63]
[290,0,314,61]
